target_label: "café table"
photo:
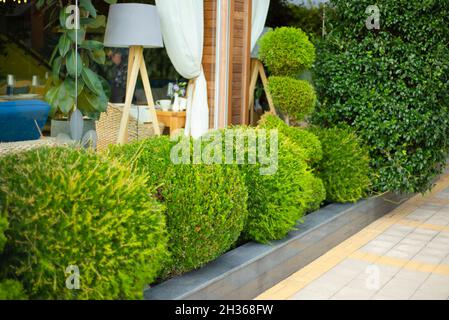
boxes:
[155,110,186,136]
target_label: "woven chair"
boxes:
[96,103,165,151]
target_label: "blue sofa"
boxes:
[0,100,50,142]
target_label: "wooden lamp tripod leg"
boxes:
[117,46,142,145]
[138,49,161,136]
[248,59,259,125]
[257,60,276,115]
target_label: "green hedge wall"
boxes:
[313,0,449,193]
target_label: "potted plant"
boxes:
[38,0,114,136]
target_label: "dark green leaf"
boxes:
[81,67,104,96]
[80,0,97,18]
[88,49,106,65]
[66,50,83,78]
[58,33,71,57]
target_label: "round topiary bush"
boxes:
[313,0,449,193]
[258,26,316,77]
[0,147,168,300]
[108,136,248,276]
[258,114,322,165]
[213,127,325,243]
[268,76,317,122]
[310,126,371,203]
[0,280,27,300]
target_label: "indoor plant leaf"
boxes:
[79,40,103,51]
[81,67,104,96]
[88,49,106,65]
[66,50,83,78]
[58,33,71,58]
[80,0,97,18]
[57,81,75,114]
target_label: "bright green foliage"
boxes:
[313,0,449,193]
[0,280,27,300]
[0,214,27,300]
[108,137,248,276]
[258,26,316,77]
[258,114,322,165]
[311,126,371,203]
[268,76,316,122]
[0,147,168,299]
[213,127,325,243]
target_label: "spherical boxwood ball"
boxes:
[0,147,168,300]
[108,136,248,277]
[259,27,316,76]
[268,76,317,122]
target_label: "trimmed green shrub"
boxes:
[0,147,168,299]
[212,127,325,243]
[310,126,371,203]
[259,26,316,77]
[0,280,27,300]
[313,0,449,193]
[268,76,316,122]
[0,214,26,300]
[258,114,322,164]
[0,216,6,253]
[108,136,248,276]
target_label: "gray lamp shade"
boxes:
[104,3,163,48]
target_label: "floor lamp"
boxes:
[248,28,276,125]
[104,3,163,144]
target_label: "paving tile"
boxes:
[406,209,436,221]
[330,287,375,300]
[370,294,398,300]
[395,243,424,254]
[426,273,449,285]
[420,203,444,211]
[376,277,423,300]
[416,278,449,298]
[406,233,435,242]
[258,174,449,301]
[435,192,449,200]
[412,228,439,237]
[412,253,444,265]
[347,274,391,291]
[289,289,333,300]
[296,281,341,298]
[410,290,448,300]
[385,249,415,260]
[323,266,361,280]
[384,225,414,237]
[360,243,390,255]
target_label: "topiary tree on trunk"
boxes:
[313,0,449,193]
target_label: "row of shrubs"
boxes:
[0,114,370,299]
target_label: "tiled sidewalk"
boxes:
[257,174,449,300]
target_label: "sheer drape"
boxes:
[156,0,209,138]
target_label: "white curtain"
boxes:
[155,0,209,138]
[251,0,271,51]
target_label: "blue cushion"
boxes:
[0,100,50,142]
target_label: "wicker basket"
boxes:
[0,137,73,157]
[96,103,164,151]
